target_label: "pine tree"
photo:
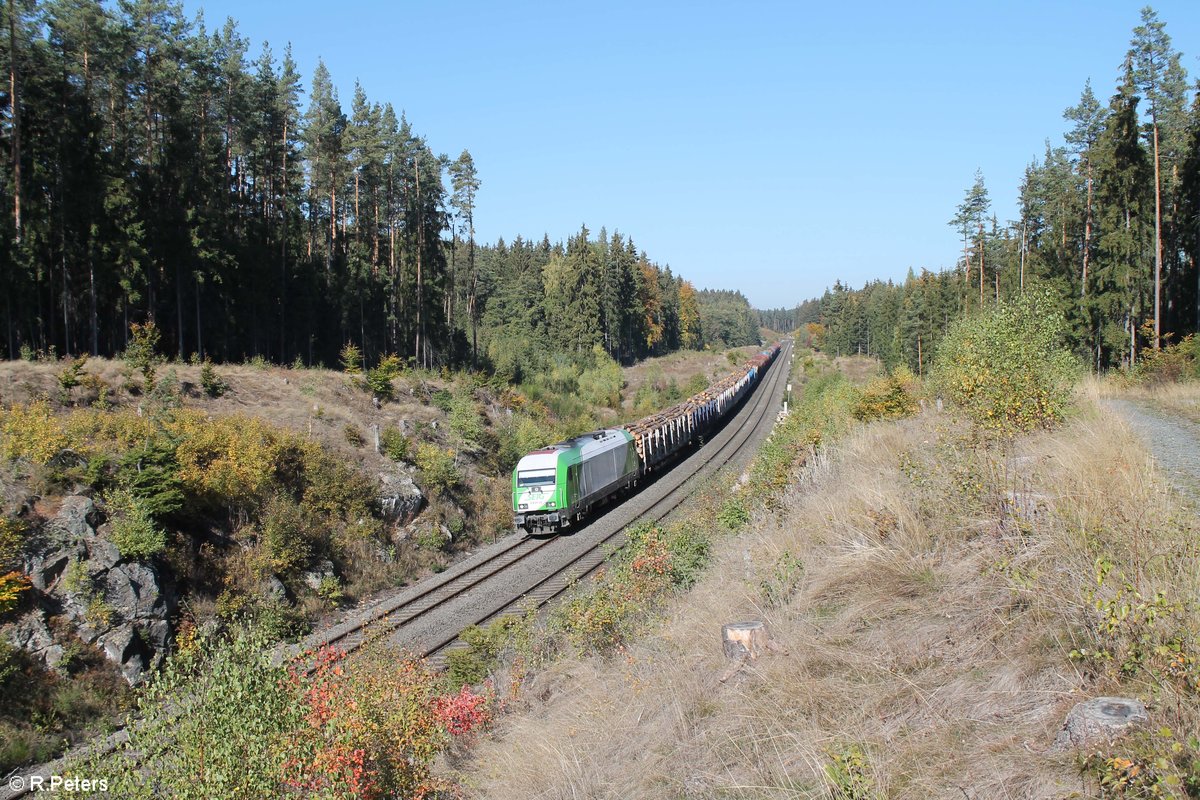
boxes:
[1093,65,1153,368]
[949,170,991,306]
[1064,80,1109,299]
[448,149,480,362]
[302,59,345,275]
[1129,5,1188,347]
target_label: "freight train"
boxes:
[512,343,782,533]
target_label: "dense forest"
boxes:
[0,0,760,371]
[815,8,1200,373]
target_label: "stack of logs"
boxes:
[623,344,780,471]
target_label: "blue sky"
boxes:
[182,1,1200,309]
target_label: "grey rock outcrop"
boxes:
[1051,696,1150,751]
[6,610,53,653]
[5,495,176,685]
[379,470,424,525]
[301,559,336,591]
[47,495,100,544]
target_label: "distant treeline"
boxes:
[812,8,1200,373]
[473,230,760,381]
[756,301,819,334]
[0,0,755,370]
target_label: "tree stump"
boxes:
[720,621,785,683]
[722,621,769,662]
[1051,697,1149,752]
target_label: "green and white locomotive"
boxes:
[511,429,640,533]
[511,341,784,534]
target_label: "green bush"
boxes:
[199,360,228,398]
[1136,334,1200,384]
[105,489,167,561]
[577,346,623,408]
[493,413,548,473]
[57,355,89,393]
[316,575,344,605]
[74,625,304,799]
[414,443,463,495]
[824,743,875,799]
[145,368,183,418]
[364,354,404,400]
[761,551,804,607]
[124,321,163,387]
[717,496,750,531]
[449,390,485,448]
[380,425,411,462]
[851,367,919,422]
[339,342,363,374]
[115,438,184,519]
[931,290,1079,435]
[257,494,314,575]
[431,388,453,413]
[343,423,365,448]
[445,620,509,686]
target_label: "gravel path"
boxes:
[1105,398,1200,502]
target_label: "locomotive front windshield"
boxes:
[516,469,556,488]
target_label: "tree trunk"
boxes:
[9,0,22,242]
[978,223,985,306]
[280,118,289,361]
[1082,167,1093,297]
[89,253,98,355]
[195,274,203,359]
[1152,122,1162,350]
[469,213,477,366]
[1019,219,1027,294]
[176,260,184,357]
[414,157,424,367]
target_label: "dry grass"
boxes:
[0,357,444,475]
[454,390,1199,798]
[829,355,884,387]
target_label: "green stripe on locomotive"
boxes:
[512,429,638,523]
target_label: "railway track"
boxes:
[1,340,791,798]
[423,338,794,656]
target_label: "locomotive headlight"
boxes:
[547,501,555,508]
[519,503,528,510]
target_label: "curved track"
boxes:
[0,340,791,798]
[420,338,793,657]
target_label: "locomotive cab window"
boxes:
[517,469,556,487]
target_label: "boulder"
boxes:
[301,559,336,591]
[261,575,287,601]
[379,470,424,524]
[1051,697,1150,752]
[86,525,122,570]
